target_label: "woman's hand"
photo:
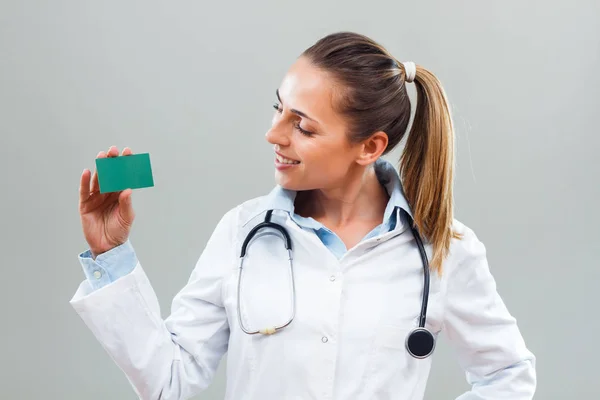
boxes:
[79,146,136,258]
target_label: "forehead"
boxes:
[278,57,340,122]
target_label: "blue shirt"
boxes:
[79,158,413,291]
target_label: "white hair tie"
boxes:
[402,61,416,83]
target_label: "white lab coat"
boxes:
[70,195,536,399]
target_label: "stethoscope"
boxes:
[237,208,436,359]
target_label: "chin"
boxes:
[274,171,307,191]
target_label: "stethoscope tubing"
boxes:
[236,208,435,358]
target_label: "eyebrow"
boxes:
[276,89,318,124]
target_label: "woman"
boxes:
[72,32,536,399]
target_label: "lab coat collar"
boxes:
[242,158,413,227]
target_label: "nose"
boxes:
[265,122,291,147]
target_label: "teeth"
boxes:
[277,155,300,164]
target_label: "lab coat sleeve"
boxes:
[442,227,537,400]
[69,208,238,400]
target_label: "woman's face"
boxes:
[265,57,365,191]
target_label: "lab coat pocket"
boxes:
[376,324,411,350]
[363,324,425,396]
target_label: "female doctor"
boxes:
[72,32,536,399]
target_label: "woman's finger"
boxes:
[79,169,91,204]
[90,151,107,193]
[118,189,134,223]
[107,146,119,157]
[122,147,132,156]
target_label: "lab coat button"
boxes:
[329,275,336,282]
[93,270,102,279]
[321,336,329,343]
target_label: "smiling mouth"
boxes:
[276,154,300,164]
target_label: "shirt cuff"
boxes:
[78,240,138,291]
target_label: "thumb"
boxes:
[118,189,135,223]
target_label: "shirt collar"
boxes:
[242,158,413,227]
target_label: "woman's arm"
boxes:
[70,208,238,400]
[442,227,537,399]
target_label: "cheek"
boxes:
[299,138,340,162]
[301,152,348,183]
[305,139,350,169]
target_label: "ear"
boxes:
[355,131,388,166]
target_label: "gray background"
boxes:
[1,0,598,398]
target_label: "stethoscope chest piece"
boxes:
[405,327,436,359]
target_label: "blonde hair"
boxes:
[398,63,463,274]
[303,32,463,274]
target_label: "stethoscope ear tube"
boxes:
[238,210,296,335]
[240,210,292,257]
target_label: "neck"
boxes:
[296,164,389,229]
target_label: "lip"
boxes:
[274,151,301,170]
[275,151,300,162]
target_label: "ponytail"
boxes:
[399,65,463,275]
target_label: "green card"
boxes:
[95,153,155,193]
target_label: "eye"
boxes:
[272,102,314,137]
[293,122,314,137]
